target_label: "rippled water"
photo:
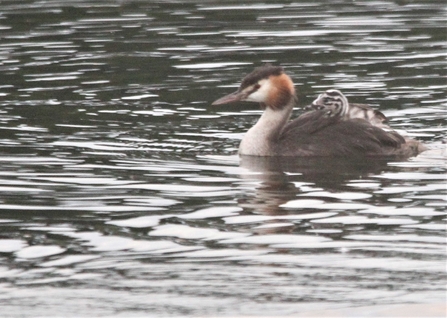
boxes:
[0,1,446,316]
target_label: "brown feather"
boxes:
[277,110,419,157]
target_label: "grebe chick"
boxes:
[310,89,388,128]
[212,64,425,157]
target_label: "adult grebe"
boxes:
[212,64,425,157]
[309,89,388,128]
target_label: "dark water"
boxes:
[0,1,446,316]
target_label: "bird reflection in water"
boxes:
[236,155,392,234]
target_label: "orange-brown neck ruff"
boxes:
[266,73,295,110]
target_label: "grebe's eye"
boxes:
[247,83,261,95]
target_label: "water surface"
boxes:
[0,0,446,316]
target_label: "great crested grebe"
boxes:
[212,64,425,157]
[309,89,388,128]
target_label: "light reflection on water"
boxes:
[0,0,446,316]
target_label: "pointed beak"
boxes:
[310,98,323,109]
[212,90,245,105]
[310,102,324,110]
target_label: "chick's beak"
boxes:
[310,102,324,110]
[212,90,245,105]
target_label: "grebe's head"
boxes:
[212,64,295,110]
[311,89,349,116]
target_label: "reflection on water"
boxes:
[237,156,391,215]
[0,0,446,316]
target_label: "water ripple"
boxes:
[0,0,445,316]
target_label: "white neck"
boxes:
[239,102,294,156]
